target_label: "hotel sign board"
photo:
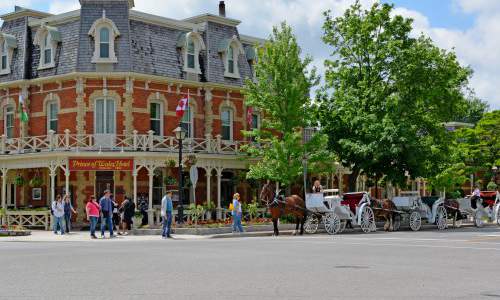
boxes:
[69,158,134,171]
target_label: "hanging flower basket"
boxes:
[29,176,43,188]
[163,176,177,186]
[14,175,26,186]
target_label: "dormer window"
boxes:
[88,11,120,64]
[33,24,60,70]
[99,27,110,58]
[0,32,17,75]
[43,34,52,65]
[218,35,245,79]
[1,41,7,70]
[177,31,205,74]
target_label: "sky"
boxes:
[0,0,498,109]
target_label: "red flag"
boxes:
[246,106,253,127]
[176,91,189,118]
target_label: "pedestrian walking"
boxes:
[52,195,65,235]
[111,194,120,231]
[231,193,244,233]
[119,196,135,235]
[86,196,100,239]
[161,190,174,239]
[63,194,77,233]
[139,195,148,226]
[99,190,114,238]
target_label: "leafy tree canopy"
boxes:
[243,23,334,188]
[316,1,473,190]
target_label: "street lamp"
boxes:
[173,126,186,224]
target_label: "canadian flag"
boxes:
[176,91,189,118]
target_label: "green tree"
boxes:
[243,22,333,190]
[453,110,500,185]
[316,1,472,191]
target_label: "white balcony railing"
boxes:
[1,130,254,156]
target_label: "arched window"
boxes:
[187,38,195,70]
[150,101,163,136]
[33,25,60,70]
[1,41,7,70]
[219,35,244,79]
[177,32,205,74]
[4,105,14,139]
[227,46,235,74]
[88,12,120,63]
[220,108,233,141]
[46,100,58,134]
[99,27,110,59]
[43,33,52,65]
[180,104,193,138]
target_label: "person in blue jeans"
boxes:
[232,193,244,233]
[52,195,65,235]
[99,190,114,238]
[63,194,77,233]
[161,190,174,239]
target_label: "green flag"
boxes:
[19,94,28,123]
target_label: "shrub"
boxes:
[486,181,498,191]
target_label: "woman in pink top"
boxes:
[86,196,100,239]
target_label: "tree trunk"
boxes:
[348,169,360,192]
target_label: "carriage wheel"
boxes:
[324,213,341,235]
[436,206,447,230]
[393,214,401,231]
[304,214,319,234]
[453,212,462,228]
[360,206,375,233]
[474,210,484,228]
[496,209,500,226]
[339,220,347,233]
[409,211,422,231]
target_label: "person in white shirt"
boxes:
[52,195,65,235]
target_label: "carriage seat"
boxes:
[341,192,366,214]
[421,196,440,208]
[480,191,498,207]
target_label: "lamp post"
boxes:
[492,165,498,185]
[173,126,186,224]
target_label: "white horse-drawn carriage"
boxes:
[304,190,376,234]
[456,191,500,227]
[391,191,448,231]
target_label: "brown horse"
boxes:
[370,198,398,231]
[260,183,306,236]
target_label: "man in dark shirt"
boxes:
[99,190,114,238]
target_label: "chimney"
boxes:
[219,1,226,17]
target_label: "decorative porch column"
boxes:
[205,168,212,207]
[148,170,154,226]
[215,167,223,219]
[1,168,8,210]
[337,171,343,195]
[65,170,70,196]
[132,170,138,207]
[417,178,421,195]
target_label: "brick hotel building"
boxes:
[0,0,268,223]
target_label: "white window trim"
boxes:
[0,34,16,75]
[220,107,234,141]
[150,101,163,136]
[33,25,59,70]
[4,105,14,139]
[181,104,194,139]
[93,98,117,135]
[221,35,245,79]
[251,112,261,130]
[180,31,205,75]
[88,11,120,64]
[46,100,59,134]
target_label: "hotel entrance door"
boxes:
[96,171,114,199]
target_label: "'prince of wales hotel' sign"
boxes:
[69,159,134,171]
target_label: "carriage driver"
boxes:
[312,180,323,193]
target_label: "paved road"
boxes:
[1,227,500,300]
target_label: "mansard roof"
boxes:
[0,1,265,88]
